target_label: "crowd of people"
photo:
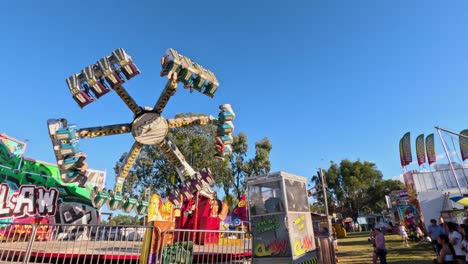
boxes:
[368,218,468,264]
[426,218,468,264]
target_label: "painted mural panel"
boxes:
[0,134,26,158]
[0,134,104,229]
[397,205,418,227]
[251,213,291,258]
[287,212,316,260]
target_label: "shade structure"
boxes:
[449,195,468,206]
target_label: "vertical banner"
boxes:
[415,134,426,166]
[399,138,406,167]
[402,132,412,165]
[425,134,436,165]
[459,130,468,161]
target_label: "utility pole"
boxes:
[318,168,336,264]
[319,168,332,235]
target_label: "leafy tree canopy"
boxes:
[311,159,404,220]
[101,214,143,225]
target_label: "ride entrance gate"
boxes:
[247,171,318,264]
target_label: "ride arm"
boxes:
[114,141,143,194]
[153,76,178,114]
[77,123,132,139]
[158,136,195,182]
[158,137,215,205]
[112,85,143,116]
[166,115,216,129]
[87,67,143,116]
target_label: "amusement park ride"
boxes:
[47,48,235,215]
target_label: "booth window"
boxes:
[284,179,309,212]
[249,181,285,216]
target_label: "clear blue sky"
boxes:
[1,0,468,192]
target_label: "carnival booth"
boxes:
[247,171,317,264]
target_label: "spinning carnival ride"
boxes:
[47,48,235,215]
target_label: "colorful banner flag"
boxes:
[459,130,468,161]
[402,132,412,165]
[425,134,436,165]
[399,138,406,167]
[415,134,426,166]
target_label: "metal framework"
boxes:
[47,48,235,214]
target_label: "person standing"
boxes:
[429,219,446,254]
[437,234,455,264]
[399,222,410,247]
[460,224,468,264]
[447,222,464,263]
[374,227,387,264]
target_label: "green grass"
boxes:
[337,232,435,264]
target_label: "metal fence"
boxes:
[0,223,158,264]
[0,223,337,264]
[0,223,252,264]
[158,229,252,264]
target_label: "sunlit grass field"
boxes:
[337,231,435,264]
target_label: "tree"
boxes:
[101,214,143,225]
[229,135,272,199]
[246,138,272,177]
[311,160,404,220]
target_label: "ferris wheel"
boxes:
[47,48,235,215]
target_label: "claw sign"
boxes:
[293,235,314,256]
[253,239,288,257]
[0,184,58,218]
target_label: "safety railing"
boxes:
[159,229,252,264]
[0,223,338,264]
[0,223,255,264]
[0,222,161,264]
[0,223,35,263]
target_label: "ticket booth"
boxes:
[247,171,318,264]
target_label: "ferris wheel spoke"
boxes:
[78,123,132,139]
[113,85,143,116]
[153,77,178,114]
[167,115,216,129]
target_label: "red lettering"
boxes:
[303,236,313,251]
[269,239,288,255]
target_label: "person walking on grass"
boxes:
[399,222,409,247]
[369,229,378,264]
[429,219,446,254]
[374,227,387,264]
